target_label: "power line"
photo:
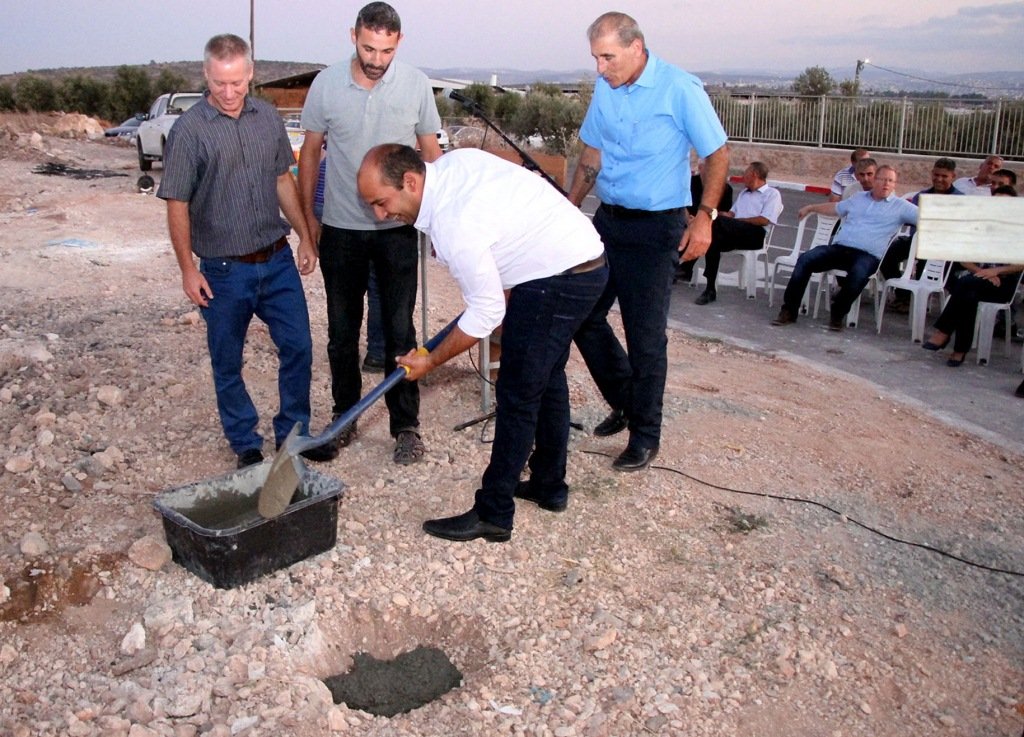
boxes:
[863,60,1021,94]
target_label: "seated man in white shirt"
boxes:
[691,161,783,305]
[954,155,1003,196]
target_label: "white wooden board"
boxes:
[916,194,1024,264]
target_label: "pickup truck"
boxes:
[136,92,203,171]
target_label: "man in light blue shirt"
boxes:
[773,165,918,330]
[568,11,729,472]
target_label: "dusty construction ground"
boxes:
[0,115,1022,736]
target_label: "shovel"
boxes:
[258,316,459,518]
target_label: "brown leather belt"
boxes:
[601,203,684,219]
[561,253,607,275]
[230,236,288,264]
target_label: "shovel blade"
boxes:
[259,423,305,518]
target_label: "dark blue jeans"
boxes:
[199,247,312,454]
[782,243,880,320]
[474,265,608,529]
[366,265,385,361]
[573,206,683,449]
[319,224,419,435]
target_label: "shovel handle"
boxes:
[291,315,460,454]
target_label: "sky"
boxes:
[2,0,1022,79]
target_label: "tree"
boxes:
[106,65,153,121]
[792,66,835,97]
[838,78,859,97]
[14,75,59,112]
[0,83,14,112]
[59,75,109,116]
[507,85,587,155]
[153,69,189,96]
[460,83,497,117]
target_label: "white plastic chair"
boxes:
[972,274,1024,366]
[737,224,775,299]
[874,233,951,343]
[768,213,838,311]
[813,226,910,329]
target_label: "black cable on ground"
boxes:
[580,449,1024,578]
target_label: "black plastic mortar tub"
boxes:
[153,460,344,589]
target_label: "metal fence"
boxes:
[711,93,1024,161]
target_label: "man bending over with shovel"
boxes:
[357,144,607,542]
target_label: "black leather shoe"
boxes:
[593,408,627,437]
[299,442,339,463]
[612,444,659,472]
[236,448,264,469]
[514,481,567,513]
[695,287,716,305]
[362,355,386,373]
[423,510,511,543]
[1015,379,1024,398]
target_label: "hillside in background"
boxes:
[2,61,1023,99]
[0,60,325,90]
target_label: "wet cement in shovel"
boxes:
[323,647,463,717]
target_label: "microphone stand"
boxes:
[448,93,567,196]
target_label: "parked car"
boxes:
[104,115,143,141]
[136,92,203,171]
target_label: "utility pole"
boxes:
[854,58,868,94]
[249,0,255,94]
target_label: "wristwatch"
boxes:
[698,204,718,221]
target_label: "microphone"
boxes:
[442,87,479,112]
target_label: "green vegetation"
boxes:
[792,66,835,96]
[0,64,196,122]
[436,81,593,156]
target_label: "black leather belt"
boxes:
[230,236,288,264]
[601,203,684,219]
[561,254,606,275]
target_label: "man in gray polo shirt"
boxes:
[299,1,442,466]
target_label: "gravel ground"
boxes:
[1,115,1022,737]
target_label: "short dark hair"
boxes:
[747,161,769,180]
[851,148,870,164]
[933,157,957,172]
[356,2,401,34]
[373,144,425,188]
[587,12,644,46]
[855,157,877,173]
[993,168,1018,186]
[204,34,251,67]
[992,185,1018,197]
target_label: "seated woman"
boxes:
[922,185,1022,367]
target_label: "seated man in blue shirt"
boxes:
[772,165,918,331]
[688,161,783,305]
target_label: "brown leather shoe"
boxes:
[771,307,797,326]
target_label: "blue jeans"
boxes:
[318,224,420,435]
[199,247,312,454]
[474,265,608,529]
[573,206,683,449]
[782,243,880,319]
